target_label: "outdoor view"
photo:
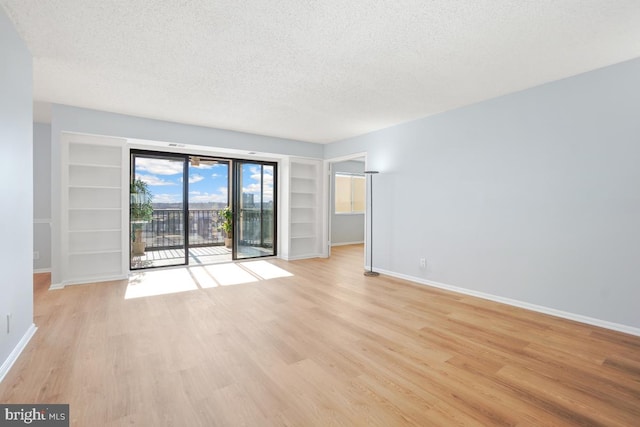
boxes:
[130,155,275,268]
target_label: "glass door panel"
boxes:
[187,157,232,264]
[234,161,276,259]
[130,153,187,269]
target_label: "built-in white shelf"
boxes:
[281,158,323,260]
[62,133,128,285]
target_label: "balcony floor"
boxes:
[131,245,274,269]
[132,246,231,269]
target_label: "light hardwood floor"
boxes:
[1,245,639,426]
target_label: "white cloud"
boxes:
[138,174,177,186]
[190,163,213,170]
[244,167,274,200]
[189,174,204,184]
[188,189,228,203]
[136,158,183,175]
[152,193,182,204]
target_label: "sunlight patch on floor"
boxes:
[203,263,258,286]
[188,266,219,289]
[125,260,295,299]
[126,268,198,299]
[240,260,294,280]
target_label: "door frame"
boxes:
[130,149,278,269]
[130,149,190,269]
[323,152,368,259]
[232,159,278,260]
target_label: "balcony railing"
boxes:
[135,208,273,250]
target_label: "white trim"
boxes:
[33,268,51,274]
[62,274,129,287]
[0,323,37,384]
[33,218,52,224]
[331,241,364,247]
[324,152,368,259]
[49,273,129,290]
[375,268,640,337]
[280,253,323,261]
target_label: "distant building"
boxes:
[243,193,255,208]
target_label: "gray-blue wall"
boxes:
[325,57,640,331]
[0,8,34,375]
[33,123,51,271]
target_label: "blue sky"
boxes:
[135,158,273,205]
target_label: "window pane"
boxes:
[335,175,351,213]
[352,176,365,212]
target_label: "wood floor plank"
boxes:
[2,244,639,426]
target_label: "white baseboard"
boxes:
[33,268,51,274]
[331,241,364,247]
[0,323,37,383]
[280,253,322,261]
[375,268,640,337]
[50,274,129,290]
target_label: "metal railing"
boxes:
[136,208,273,250]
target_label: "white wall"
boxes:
[331,161,365,245]
[0,9,34,373]
[33,123,51,271]
[49,104,324,285]
[325,57,640,332]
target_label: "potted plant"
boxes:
[130,178,153,255]
[219,206,233,248]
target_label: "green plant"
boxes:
[219,206,233,236]
[130,179,153,242]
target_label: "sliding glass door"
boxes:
[234,161,277,259]
[131,152,276,269]
[187,157,231,264]
[130,153,187,269]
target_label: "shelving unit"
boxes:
[62,133,127,285]
[281,158,323,260]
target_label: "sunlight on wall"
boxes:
[125,260,295,299]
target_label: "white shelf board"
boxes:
[68,228,121,233]
[69,185,121,190]
[68,207,121,211]
[69,162,121,169]
[69,249,122,256]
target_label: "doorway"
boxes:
[129,150,277,270]
[327,156,366,256]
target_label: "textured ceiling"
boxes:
[2,1,640,143]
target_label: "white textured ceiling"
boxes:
[2,1,640,143]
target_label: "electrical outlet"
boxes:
[33,251,39,260]
[419,258,426,268]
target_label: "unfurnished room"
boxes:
[1,1,639,425]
